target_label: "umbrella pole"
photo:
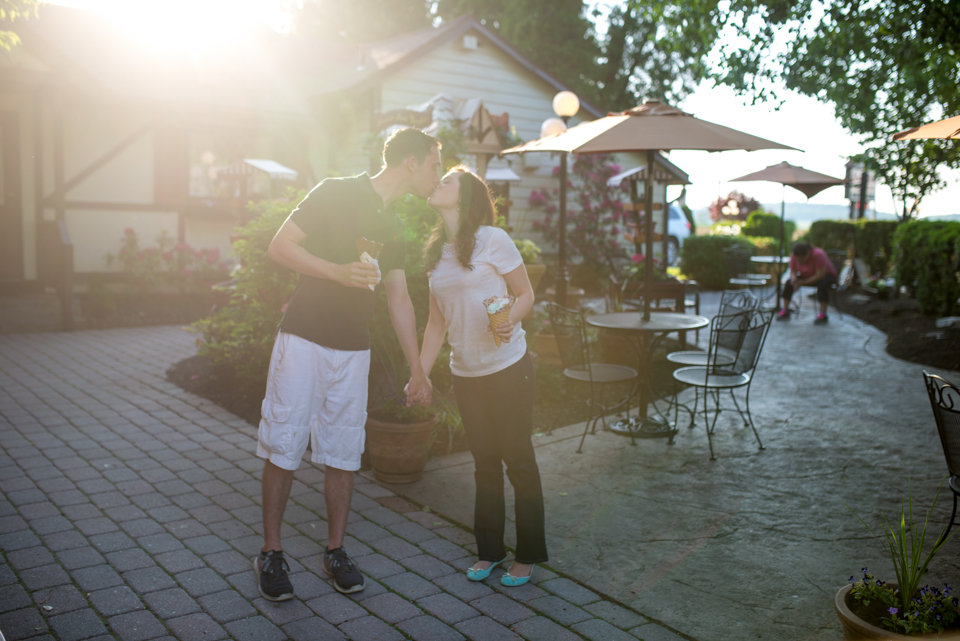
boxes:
[643,149,655,322]
[777,185,786,310]
[557,153,569,307]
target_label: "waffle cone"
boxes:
[486,306,512,347]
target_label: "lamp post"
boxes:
[544,91,579,307]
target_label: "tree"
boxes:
[714,0,960,220]
[283,0,431,42]
[1,0,42,51]
[708,191,760,222]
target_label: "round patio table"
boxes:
[751,255,789,310]
[587,311,709,441]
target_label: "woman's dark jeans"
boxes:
[452,352,548,564]
[783,273,837,303]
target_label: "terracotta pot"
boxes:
[365,416,437,484]
[835,584,960,640]
[525,263,547,293]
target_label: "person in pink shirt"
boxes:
[777,241,838,325]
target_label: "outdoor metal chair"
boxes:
[923,371,960,545]
[667,290,758,367]
[671,308,774,459]
[545,303,639,453]
[724,246,771,290]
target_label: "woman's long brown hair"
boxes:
[423,167,497,273]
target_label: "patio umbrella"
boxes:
[502,101,795,319]
[892,114,960,140]
[729,161,844,268]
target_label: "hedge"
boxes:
[893,220,960,316]
[805,219,899,277]
[679,235,756,290]
[741,211,796,246]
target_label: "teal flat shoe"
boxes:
[466,557,507,582]
[500,565,535,587]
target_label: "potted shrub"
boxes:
[836,480,960,639]
[514,238,547,292]
[366,316,437,484]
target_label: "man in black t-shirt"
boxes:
[253,129,440,600]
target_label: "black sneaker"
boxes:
[254,550,294,601]
[323,547,365,593]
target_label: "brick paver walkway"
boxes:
[0,326,690,641]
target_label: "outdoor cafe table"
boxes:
[586,311,709,440]
[750,255,789,309]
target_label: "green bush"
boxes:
[894,220,960,316]
[193,191,303,383]
[743,236,779,256]
[679,235,756,290]
[855,220,899,278]
[805,219,899,277]
[805,220,856,254]
[740,210,796,244]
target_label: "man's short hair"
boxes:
[383,128,441,168]
[793,241,811,258]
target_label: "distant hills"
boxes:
[692,203,960,229]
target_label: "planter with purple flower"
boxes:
[837,481,960,638]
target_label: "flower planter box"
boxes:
[365,415,437,484]
[835,584,960,640]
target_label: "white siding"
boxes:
[379,31,653,256]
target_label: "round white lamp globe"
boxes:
[552,91,580,118]
[540,117,567,138]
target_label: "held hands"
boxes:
[336,262,381,289]
[404,372,433,407]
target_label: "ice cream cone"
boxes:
[356,236,384,291]
[483,295,515,347]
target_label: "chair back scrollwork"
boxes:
[924,372,960,480]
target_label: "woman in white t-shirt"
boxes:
[418,167,547,586]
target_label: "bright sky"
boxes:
[50,0,960,217]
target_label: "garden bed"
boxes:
[81,293,213,329]
[166,337,686,458]
[837,289,960,373]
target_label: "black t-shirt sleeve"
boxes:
[287,181,337,238]
[380,239,406,274]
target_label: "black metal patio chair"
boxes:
[672,308,774,459]
[666,289,758,367]
[545,303,639,453]
[923,371,960,545]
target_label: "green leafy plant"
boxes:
[848,569,958,635]
[893,220,960,316]
[740,210,796,244]
[806,219,899,278]
[193,190,302,383]
[678,235,755,290]
[845,478,958,631]
[513,238,542,265]
[105,228,230,294]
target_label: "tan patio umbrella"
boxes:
[729,162,844,307]
[893,114,960,140]
[502,101,795,319]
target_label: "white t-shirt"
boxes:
[429,226,526,378]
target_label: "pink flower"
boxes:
[280,303,288,313]
[174,243,191,252]
[632,253,644,263]
[162,252,173,261]
[124,227,136,237]
[205,248,220,264]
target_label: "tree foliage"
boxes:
[1,0,42,50]
[714,0,960,220]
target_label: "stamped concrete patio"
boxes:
[385,292,960,641]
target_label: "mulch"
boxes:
[837,289,960,373]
